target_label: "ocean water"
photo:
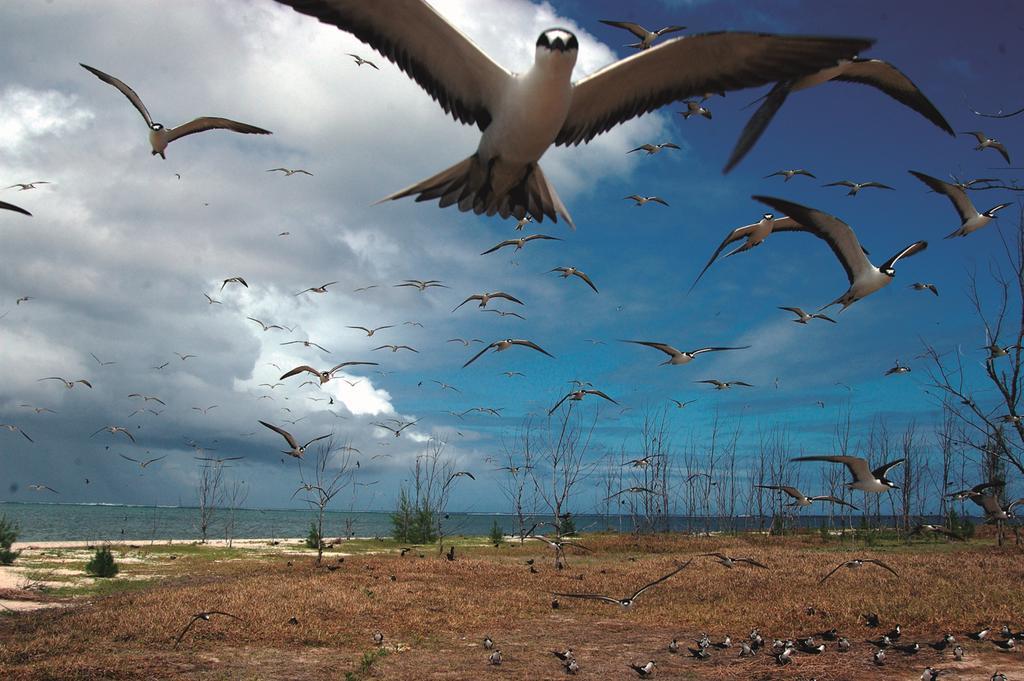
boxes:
[0,502,948,542]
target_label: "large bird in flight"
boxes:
[273,0,871,226]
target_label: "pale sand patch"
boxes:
[0,599,70,612]
[11,538,310,551]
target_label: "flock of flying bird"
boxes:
[1,1,1021,677]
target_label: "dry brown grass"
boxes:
[1,534,1023,680]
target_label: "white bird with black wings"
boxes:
[273,0,871,226]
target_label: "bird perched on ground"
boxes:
[273,2,869,226]
[628,661,657,677]
[80,64,271,159]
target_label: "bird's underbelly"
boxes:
[849,480,887,493]
[849,269,889,299]
[148,129,167,153]
[962,214,990,233]
[479,77,572,164]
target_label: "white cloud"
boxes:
[0,86,94,155]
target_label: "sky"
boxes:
[0,0,1021,515]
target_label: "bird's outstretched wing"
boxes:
[0,200,31,216]
[259,420,299,449]
[272,0,511,130]
[631,558,693,599]
[462,343,495,368]
[752,196,870,286]
[830,59,953,134]
[818,561,847,584]
[557,33,871,146]
[80,63,154,127]
[863,558,900,577]
[165,117,272,143]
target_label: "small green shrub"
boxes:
[85,545,119,578]
[559,515,576,536]
[489,520,504,547]
[390,488,437,544]
[0,515,20,565]
[305,521,322,549]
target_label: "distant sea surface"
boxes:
[0,502,952,542]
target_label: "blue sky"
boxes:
[0,0,1020,516]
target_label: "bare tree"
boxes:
[295,436,356,564]
[526,402,598,538]
[622,406,674,534]
[898,419,920,537]
[920,210,1024,478]
[195,462,224,544]
[498,427,535,541]
[936,400,958,523]
[223,478,248,548]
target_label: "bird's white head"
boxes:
[536,28,578,68]
[150,123,164,131]
[762,213,774,221]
